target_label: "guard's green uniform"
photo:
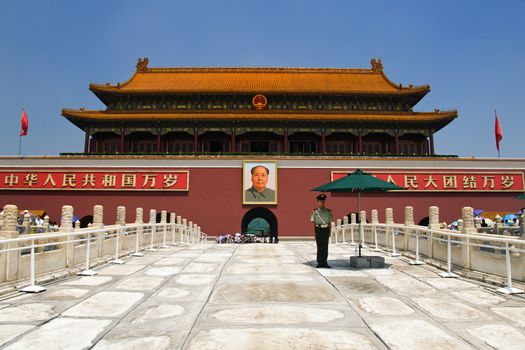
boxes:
[244,186,276,202]
[311,206,333,267]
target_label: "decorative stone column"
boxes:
[182,219,188,243]
[176,215,182,243]
[404,206,414,226]
[74,220,81,230]
[371,210,379,224]
[135,208,143,224]
[22,213,31,234]
[149,209,157,244]
[359,211,367,245]
[0,210,4,231]
[350,213,357,225]
[462,207,476,234]
[342,216,349,243]
[520,214,525,236]
[116,206,126,226]
[149,209,156,224]
[385,208,394,225]
[193,223,198,244]
[43,215,50,233]
[461,206,475,269]
[93,205,104,228]
[60,205,74,233]
[135,208,144,248]
[188,221,193,243]
[330,221,336,244]
[60,205,74,267]
[428,206,440,230]
[2,205,20,281]
[160,210,167,224]
[336,219,342,243]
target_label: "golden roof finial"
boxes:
[136,57,149,72]
[370,58,383,72]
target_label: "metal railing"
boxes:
[0,221,207,293]
[334,222,525,295]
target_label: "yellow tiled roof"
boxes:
[89,61,429,95]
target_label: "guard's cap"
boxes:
[316,194,327,201]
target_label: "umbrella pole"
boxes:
[357,192,361,214]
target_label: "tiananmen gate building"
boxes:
[1,58,523,238]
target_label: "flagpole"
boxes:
[18,135,22,156]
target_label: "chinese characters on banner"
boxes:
[0,171,189,191]
[331,171,524,192]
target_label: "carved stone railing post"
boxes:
[149,209,157,244]
[176,215,182,243]
[193,223,198,244]
[370,207,377,222]
[404,206,414,250]
[22,213,31,235]
[461,206,475,269]
[93,205,104,228]
[188,221,193,244]
[521,214,525,236]
[462,207,476,234]
[342,216,349,243]
[43,215,50,233]
[170,213,176,245]
[135,207,144,250]
[428,206,440,230]
[2,205,20,281]
[182,218,188,243]
[384,208,392,225]
[359,210,367,245]
[60,205,75,267]
[336,219,342,243]
[116,206,126,226]
[93,205,105,257]
[74,220,81,230]
[0,210,4,231]
[160,210,167,224]
[330,221,336,244]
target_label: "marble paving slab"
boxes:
[62,291,144,317]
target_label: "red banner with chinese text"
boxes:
[331,171,524,192]
[0,170,189,191]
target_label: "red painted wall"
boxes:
[1,167,523,236]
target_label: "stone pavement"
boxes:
[1,243,525,349]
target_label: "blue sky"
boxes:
[1,0,523,157]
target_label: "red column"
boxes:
[358,129,363,153]
[283,129,288,153]
[321,129,326,153]
[119,128,125,153]
[429,131,435,155]
[156,128,161,153]
[231,129,236,152]
[84,127,90,154]
[194,128,199,152]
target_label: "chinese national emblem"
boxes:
[252,94,268,110]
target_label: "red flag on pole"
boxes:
[20,110,28,136]
[495,110,502,152]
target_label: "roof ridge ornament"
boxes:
[370,58,383,72]
[136,57,149,72]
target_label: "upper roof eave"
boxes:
[88,58,431,96]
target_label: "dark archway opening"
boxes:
[241,207,278,243]
[418,217,429,226]
[80,215,93,228]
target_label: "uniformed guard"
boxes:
[310,193,333,268]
